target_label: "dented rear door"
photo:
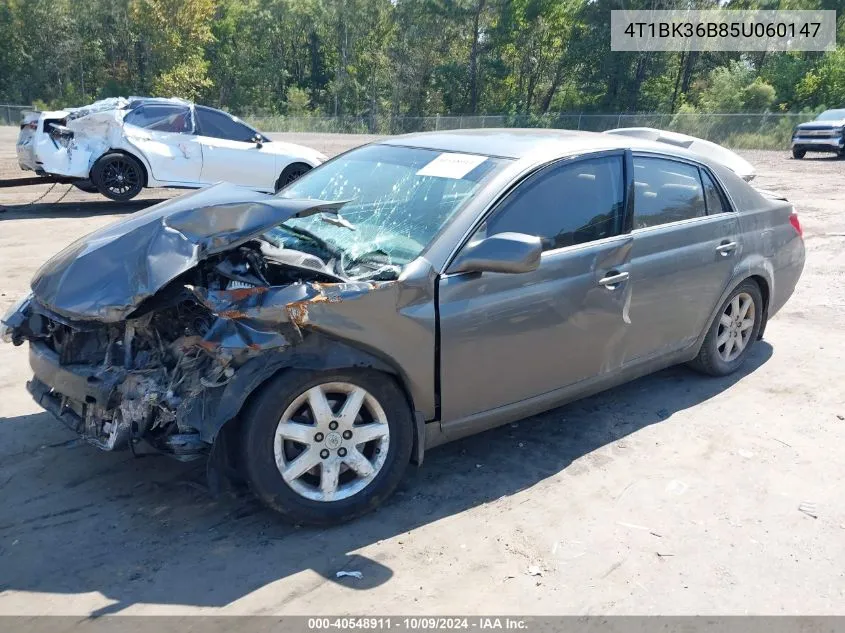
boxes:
[620,154,741,363]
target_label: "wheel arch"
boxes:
[693,264,774,355]
[201,334,425,467]
[90,148,149,187]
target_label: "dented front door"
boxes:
[436,152,633,421]
[437,236,634,421]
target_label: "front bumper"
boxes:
[26,341,130,450]
[791,136,844,152]
[25,341,207,457]
[28,340,116,407]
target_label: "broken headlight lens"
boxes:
[0,293,33,343]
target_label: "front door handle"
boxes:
[716,241,738,255]
[598,271,630,288]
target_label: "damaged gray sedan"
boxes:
[1,130,805,524]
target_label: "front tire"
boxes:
[91,152,144,201]
[689,280,763,377]
[792,148,806,159]
[241,369,413,525]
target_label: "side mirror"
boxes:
[451,232,542,275]
[251,134,263,148]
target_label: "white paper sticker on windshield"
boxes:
[416,153,488,179]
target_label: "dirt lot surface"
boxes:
[0,127,843,615]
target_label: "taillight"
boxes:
[20,121,37,130]
[789,211,803,238]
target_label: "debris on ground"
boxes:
[798,502,818,519]
[526,565,543,577]
[656,552,674,559]
[335,570,363,579]
[617,521,649,531]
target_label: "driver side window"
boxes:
[475,155,625,251]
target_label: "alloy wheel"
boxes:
[273,382,390,502]
[101,158,141,196]
[716,292,755,362]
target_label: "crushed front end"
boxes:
[7,295,223,456]
[0,185,383,459]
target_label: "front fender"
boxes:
[181,333,410,444]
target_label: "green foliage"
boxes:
[285,86,311,114]
[0,0,840,122]
[695,62,777,113]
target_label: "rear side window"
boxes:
[124,105,193,133]
[196,107,256,142]
[700,170,728,214]
[480,155,625,251]
[633,157,706,228]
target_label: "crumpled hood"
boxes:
[30,183,344,322]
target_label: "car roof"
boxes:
[379,128,705,165]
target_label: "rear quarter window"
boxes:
[124,105,193,133]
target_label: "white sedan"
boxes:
[16,97,327,201]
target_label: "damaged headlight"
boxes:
[0,293,33,344]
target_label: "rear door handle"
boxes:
[716,241,738,255]
[598,271,630,288]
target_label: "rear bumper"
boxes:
[16,136,37,171]
[769,238,806,319]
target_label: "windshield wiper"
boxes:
[273,224,342,258]
[320,212,356,231]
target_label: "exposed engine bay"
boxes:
[10,238,383,458]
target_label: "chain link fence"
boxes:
[0,104,31,126]
[0,103,814,149]
[246,112,815,149]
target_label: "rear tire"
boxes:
[241,369,413,525]
[274,162,312,192]
[91,152,144,201]
[689,280,763,377]
[791,148,806,159]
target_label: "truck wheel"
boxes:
[91,152,144,201]
[689,280,763,377]
[791,148,805,159]
[241,369,413,525]
[274,162,312,192]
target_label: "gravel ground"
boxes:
[0,128,843,615]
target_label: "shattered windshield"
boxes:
[269,144,508,280]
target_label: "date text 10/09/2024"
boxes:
[308,618,529,630]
